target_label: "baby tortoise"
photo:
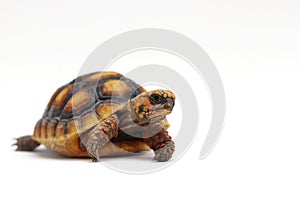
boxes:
[14,71,175,162]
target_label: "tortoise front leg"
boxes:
[145,130,175,162]
[83,115,119,162]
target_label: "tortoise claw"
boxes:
[91,157,99,162]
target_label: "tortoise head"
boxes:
[129,89,175,125]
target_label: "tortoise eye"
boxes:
[150,94,162,105]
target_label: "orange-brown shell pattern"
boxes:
[32,72,149,157]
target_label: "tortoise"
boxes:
[14,71,175,162]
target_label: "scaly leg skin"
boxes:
[145,130,175,162]
[13,135,40,151]
[84,115,119,162]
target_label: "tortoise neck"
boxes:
[115,102,132,124]
[114,101,140,131]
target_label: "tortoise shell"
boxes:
[32,71,150,157]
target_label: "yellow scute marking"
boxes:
[101,80,132,96]
[64,88,93,113]
[88,72,122,82]
[52,85,73,109]
[81,112,99,130]
[46,120,56,140]
[40,120,48,140]
[67,120,78,135]
[55,121,66,146]
[95,102,121,119]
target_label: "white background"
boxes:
[1,0,300,199]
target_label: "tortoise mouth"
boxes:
[149,108,172,120]
[149,114,165,123]
[149,100,174,117]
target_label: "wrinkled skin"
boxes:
[86,89,176,162]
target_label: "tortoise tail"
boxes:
[13,135,40,151]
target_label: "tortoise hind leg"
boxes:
[13,135,40,151]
